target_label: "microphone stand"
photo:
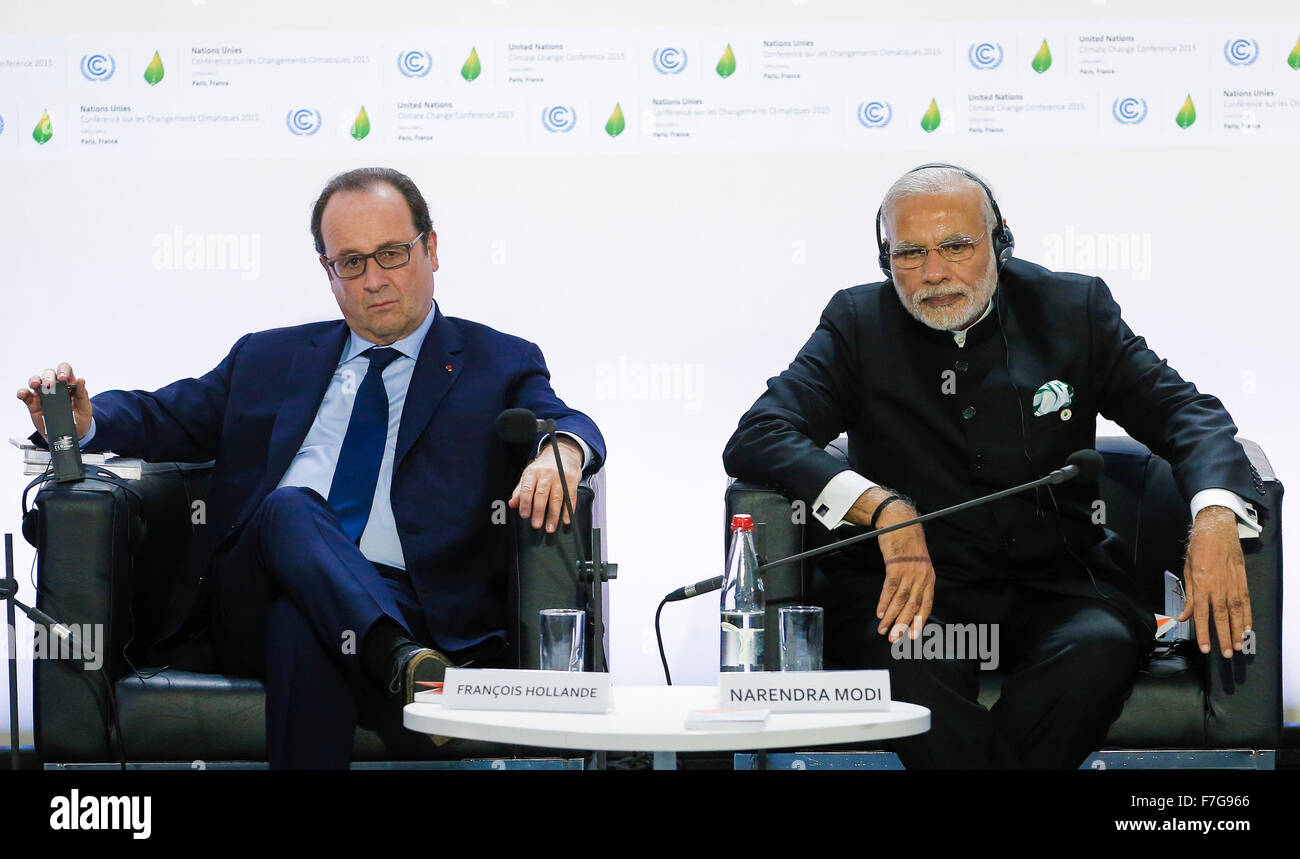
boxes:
[653,457,1093,683]
[758,464,1082,573]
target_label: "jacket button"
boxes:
[973,453,985,469]
[962,406,976,420]
[955,360,969,372]
[1003,537,1016,548]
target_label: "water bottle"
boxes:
[720,514,765,672]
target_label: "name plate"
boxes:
[440,668,611,713]
[718,670,891,713]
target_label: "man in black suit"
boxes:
[723,164,1262,768]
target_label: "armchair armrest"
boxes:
[510,469,607,670]
[31,478,137,761]
[1206,439,1283,748]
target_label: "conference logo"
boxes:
[32,110,53,144]
[967,42,1003,70]
[144,50,164,86]
[1031,40,1052,73]
[716,43,736,78]
[920,98,941,133]
[1175,95,1196,129]
[1289,37,1300,70]
[285,107,322,136]
[1111,97,1147,124]
[605,103,625,137]
[1223,38,1259,66]
[652,47,687,75]
[541,104,576,133]
[80,53,116,82]
[857,101,893,128]
[461,47,482,81]
[351,105,370,140]
[397,49,432,78]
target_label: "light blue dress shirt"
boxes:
[275,302,441,569]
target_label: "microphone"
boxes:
[664,575,724,602]
[495,408,557,444]
[1049,449,1103,485]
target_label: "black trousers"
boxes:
[814,566,1143,769]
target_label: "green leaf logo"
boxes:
[605,103,625,137]
[716,43,736,78]
[351,105,370,140]
[1031,40,1052,74]
[920,99,941,133]
[32,109,53,144]
[461,47,481,82]
[144,50,165,86]
[1288,36,1300,70]
[1175,94,1196,129]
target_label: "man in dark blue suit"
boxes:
[18,167,605,768]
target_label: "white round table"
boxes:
[404,685,930,769]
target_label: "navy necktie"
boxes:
[327,346,402,542]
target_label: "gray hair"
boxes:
[879,165,997,239]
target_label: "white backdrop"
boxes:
[2,0,1297,743]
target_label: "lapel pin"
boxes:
[445,364,453,372]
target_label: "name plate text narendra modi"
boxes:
[719,670,891,713]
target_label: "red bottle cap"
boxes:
[730,514,754,532]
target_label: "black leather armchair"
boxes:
[724,436,1282,754]
[31,461,608,767]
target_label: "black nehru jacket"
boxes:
[723,258,1262,630]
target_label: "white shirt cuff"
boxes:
[78,417,97,449]
[812,470,876,529]
[536,431,591,470]
[1190,488,1261,539]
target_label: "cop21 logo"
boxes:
[80,53,116,81]
[541,105,576,133]
[652,47,688,75]
[857,101,893,128]
[285,108,322,136]
[967,42,1004,70]
[1112,97,1148,124]
[1224,39,1259,66]
[397,50,432,78]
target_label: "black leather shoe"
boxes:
[389,647,456,705]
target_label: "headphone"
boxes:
[875,162,1015,277]
[21,465,148,550]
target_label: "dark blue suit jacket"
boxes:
[85,306,606,649]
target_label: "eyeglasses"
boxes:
[322,232,425,280]
[889,235,983,270]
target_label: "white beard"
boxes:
[895,258,998,331]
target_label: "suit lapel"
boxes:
[240,321,350,524]
[395,306,463,472]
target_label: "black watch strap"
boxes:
[870,495,903,530]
